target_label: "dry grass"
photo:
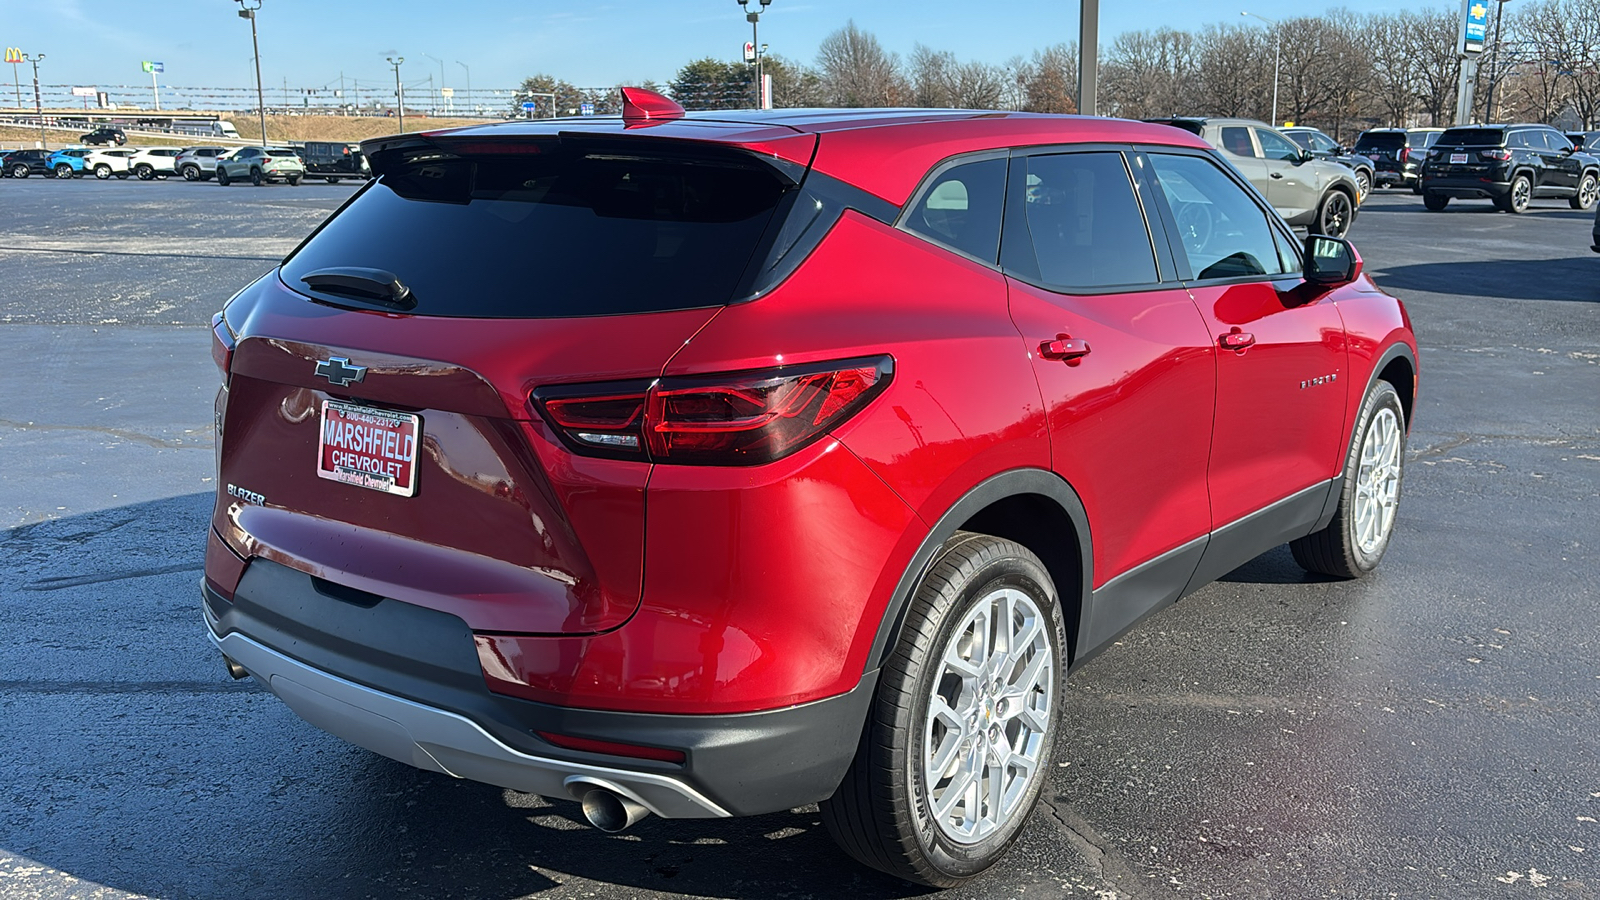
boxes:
[236,114,488,143]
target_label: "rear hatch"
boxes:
[1429,127,1507,177]
[214,127,816,634]
[1354,131,1407,168]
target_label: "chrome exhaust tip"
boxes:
[222,653,250,680]
[581,787,651,833]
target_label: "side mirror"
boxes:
[1305,234,1362,286]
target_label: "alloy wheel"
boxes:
[1322,192,1352,237]
[922,587,1053,845]
[1353,407,1402,555]
[1511,177,1531,212]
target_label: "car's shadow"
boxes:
[1371,255,1599,302]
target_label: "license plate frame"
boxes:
[1450,153,1468,164]
[316,399,421,497]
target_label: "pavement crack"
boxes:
[21,563,203,591]
[0,417,201,449]
[1409,434,1473,461]
[1041,796,1145,898]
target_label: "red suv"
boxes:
[205,89,1417,886]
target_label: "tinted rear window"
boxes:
[1438,128,1505,146]
[1406,131,1440,148]
[282,148,791,318]
[1354,132,1406,150]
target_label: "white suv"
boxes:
[86,148,137,180]
[130,147,182,180]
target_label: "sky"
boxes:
[4,0,1456,96]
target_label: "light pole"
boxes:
[456,61,471,115]
[1483,0,1512,123]
[22,53,45,149]
[735,0,772,109]
[387,57,405,132]
[1242,11,1281,126]
[235,0,268,146]
[423,53,446,114]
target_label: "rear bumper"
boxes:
[203,559,874,818]
[1422,176,1510,200]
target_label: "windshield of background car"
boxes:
[1354,132,1406,151]
[281,147,791,318]
[1406,131,1441,148]
[1438,128,1505,146]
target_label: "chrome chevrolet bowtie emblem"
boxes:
[314,356,367,387]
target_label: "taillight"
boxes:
[1480,149,1513,161]
[535,356,894,466]
[1400,147,1411,163]
[210,311,235,383]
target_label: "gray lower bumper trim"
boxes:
[210,627,731,819]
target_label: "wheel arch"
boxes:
[1314,340,1416,532]
[864,468,1094,673]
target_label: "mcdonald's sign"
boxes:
[3,48,23,64]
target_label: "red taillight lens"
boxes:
[1480,148,1513,161]
[210,311,235,382]
[1399,147,1411,163]
[534,356,893,466]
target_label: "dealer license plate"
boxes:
[316,399,420,497]
[1450,153,1468,164]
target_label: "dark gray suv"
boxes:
[1148,117,1363,237]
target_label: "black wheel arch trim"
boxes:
[1313,340,1416,532]
[863,468,1094,672]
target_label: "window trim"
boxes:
[999,145,1175,297]
[1137,144,1305,288]
[894,149,1012,268]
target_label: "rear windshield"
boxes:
[1438,128,1505,146]
[1354,132,1405,150]
[282,147,791,318]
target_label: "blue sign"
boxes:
[1462,0,1489,53]
[580,102,594,116]
[521,101,536,111]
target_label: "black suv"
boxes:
[1282,126,1376,198]
[2,148,55,178]
[81,126,127,146]
[1421,124,1600,213]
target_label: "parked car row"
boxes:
[1145,117,1364,238]
[1,141,371,185]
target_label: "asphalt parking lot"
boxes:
[1,179,1597,899]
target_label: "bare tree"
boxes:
[909,44,958,107]
[1365,12,1419,126]
[816,21,907,107]
[1022,43,1078,113]
[1103,28,1196,119]
[1408,7,1463,126]
[1193,24,1271,118]
[954,61,1007,109]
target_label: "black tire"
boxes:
[216,167,231,186]
[115,172,129,179]
[10,164,28,179]
[1500,173,1532,213]
[135,165,154,181]
[1423,192,1448,211]
[820,533,1065,888]
[249,168,263,187]
[55,164,74,179]
[1571,172,1598,211]
[325,176,339,184]
[1354,169,1372,199]
[1316,189,1354,237]
[1291,380,1406,579]
[287,174,302,186]
[181,165,201,181]
[93,164,112,180]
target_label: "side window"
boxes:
[1219,126,1257,158]
[1257,129,1302,162]
[903,158,1006,264]
[1508,131,1532,150]
[1272,227,1302,275]
[1545,131,1573,152]
[1312,133,1340,153]
[1001,152,1158,290]
[1148,153,1287,282]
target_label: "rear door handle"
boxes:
[1220,330,1256,351]
[1040,335,1092,362]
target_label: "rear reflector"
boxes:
[535,731,686,764]
[210,311,235,382]
[536,356,893,466]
